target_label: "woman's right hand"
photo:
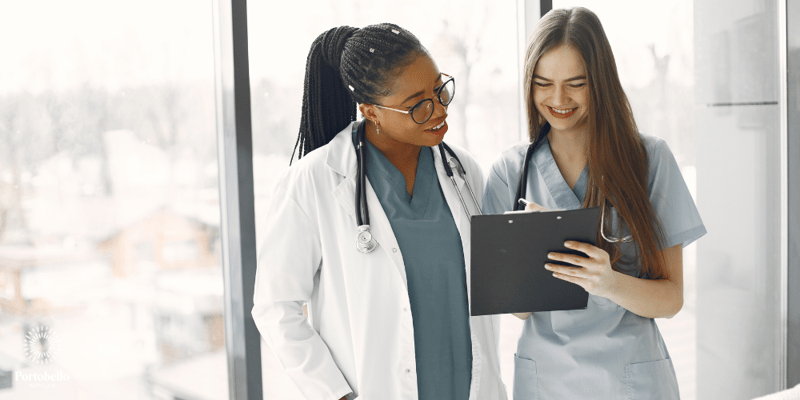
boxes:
[524,201,547,212]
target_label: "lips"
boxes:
[424,117,448,134]
[427,120,445,131]
[547,106,577,119]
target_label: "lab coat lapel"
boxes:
[534,137,583,210]
[432,145,476,314]
[327,124,408,287]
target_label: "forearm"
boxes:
[512,274,682,321]
[604,272,683,319]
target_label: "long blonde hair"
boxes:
[524,7,668,279]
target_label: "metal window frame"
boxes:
[212,0,263,399]
[785,0,800,389]
[516,0,552,141]
[540,0,552,17]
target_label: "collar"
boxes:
[325,121,359,179]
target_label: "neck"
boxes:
[548,127,589,162]
[364,120,421,172]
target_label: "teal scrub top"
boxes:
[364,139,472,400]
[482,133,706,400]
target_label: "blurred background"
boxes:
[0,0,796,399]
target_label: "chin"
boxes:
[422,137,445,148]
[544,116,587,134]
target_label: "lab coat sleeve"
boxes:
[252,182,352,400]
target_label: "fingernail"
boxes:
[547,253,555,259]
[564,241,573,247]
[544,264,552,270]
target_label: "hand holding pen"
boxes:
[518,198,548,212]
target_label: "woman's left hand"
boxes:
[545,241,619,298]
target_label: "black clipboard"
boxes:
[470,206,601,316]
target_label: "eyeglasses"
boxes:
[374,73,455,124]
[600,202,633,243]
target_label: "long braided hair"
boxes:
[292,23,425,163]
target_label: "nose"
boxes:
[431,98,448,120]
[553,85,569,106]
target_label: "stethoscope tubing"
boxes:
[353,120,481,253]
[514,122,632,243]
[438,142,482,220]
[355,135,369,227]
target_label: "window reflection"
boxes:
[0,1,225,399]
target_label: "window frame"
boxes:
[212,0,263,399]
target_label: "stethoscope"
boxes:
[353,120,482,254]
[513,122,632,243]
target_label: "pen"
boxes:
[518,198,531,208]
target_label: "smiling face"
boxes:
[532,44,591,136]
[360,53,450,149]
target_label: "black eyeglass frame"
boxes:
[372,73,455,124]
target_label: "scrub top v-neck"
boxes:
[364,139,472,400]
[482,134,706,400]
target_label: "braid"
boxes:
[292,23,425,164]
[294,26,358,163]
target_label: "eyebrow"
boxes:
[533,74,587,82]
[400,74,443,105]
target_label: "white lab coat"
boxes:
[252,122,507,400]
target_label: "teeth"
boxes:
[429,120,446,131]
[551,107,574,114]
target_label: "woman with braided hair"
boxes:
[252,24,507,400]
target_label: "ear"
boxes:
[359,103,380,125]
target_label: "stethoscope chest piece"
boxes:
[355,225,377,253]
[350,119,480,255]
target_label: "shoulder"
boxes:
[488,140,530,180]
[277,148,327,186]
[637,133,678,175]
[636,132,686,193]
[481,140,528,214]
[274,135,344,198]
[638,133,672,162]
[495,140,530,163]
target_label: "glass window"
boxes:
[0,1,226,399]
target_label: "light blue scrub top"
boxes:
[364,139,472,400]
[482,133,706,400]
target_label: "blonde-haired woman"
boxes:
[482,7,706,399]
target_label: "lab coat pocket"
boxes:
[624,358,679,400]
[512,354,538,400]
